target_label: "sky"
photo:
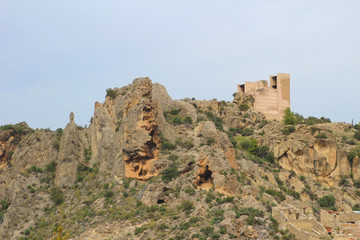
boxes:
[1,0,359,130]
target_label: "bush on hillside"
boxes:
[319,195,335,208]
[106,88,117,99]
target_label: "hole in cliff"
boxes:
[196,165,213,187]
[202,166,212,182]
[157,199,165,204]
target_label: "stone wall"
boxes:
[237,73,290,120]
[273,203,330,240]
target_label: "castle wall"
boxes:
[237,73,290,120]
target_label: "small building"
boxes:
[237,73,290,120]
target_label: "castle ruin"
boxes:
[236,73,290,120]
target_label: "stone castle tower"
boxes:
[237,73,290,120]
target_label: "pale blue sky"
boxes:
[1,0,359,129]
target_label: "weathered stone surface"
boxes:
[243,225,258,238]
[260,122,354,185]
[55,120,84,188]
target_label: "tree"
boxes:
[283,108,297,125]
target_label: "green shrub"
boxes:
[347,146,360,166]
[210,208,225,223]
[205,111,224,131]
[235,207,263,225]
[0,123,32,135]
[319,195,335,208]
[169,108,182,115]
[216,196,234,204]
[181,140,194,150]
[302,186,318,201]
[265,189,286,202]
[6,151,14,160]
[46,161,57,172]
[50,187,64,205]
[259,120,269,128]
[283,108,298,125]
[339,176,351,187]
[229,127,254,136]
[157,223,168,231]
[310,126,321,134]
[304,116,331,125]
[27,166,43,174]
[104,190,114,199]
[206,138,215,146]
[84,148,91,162]
[168,154,179,161]
[354,131,360,141]
[285,188,300,199]
[354,180,360,188]
[115,121,121,132]
[315,132,327,139]
[189,216,202,224]
[299,175,305,182]
[205,192,216,203]
[200,226,214,236]
[1,200,10,211]
[161,165,179,183]
[239,103,250,111]
[53,140,60,150]
[164,108,193,126]
[56,128,63,135]
[353,204,360,211]
[172,117,183,125]
[160,134,176,151]
[236,137,274,163]
[184,187,196,196]
[106,88,117,99]
[184,116,193,124]
[281,126,295,135]
[179,200,194,213]
[134,226,147,235]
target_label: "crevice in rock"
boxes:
[157,198,165,204]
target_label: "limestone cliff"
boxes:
[0,78,359,240]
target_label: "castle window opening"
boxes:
[240,84,245,93]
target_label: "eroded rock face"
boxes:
[89,78,165,180]
[55,114,84,188]
[0,122,32,167]
[260,123,353,184]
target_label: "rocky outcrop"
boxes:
[55,113,85,187]
[1,77,360,240]
[0,122,33,167]
[259,122,354,184]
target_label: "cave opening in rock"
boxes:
[196,165,213,187]
[202,165,212,182]
[157,199,165,204]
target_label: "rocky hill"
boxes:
[1,78,360,240]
